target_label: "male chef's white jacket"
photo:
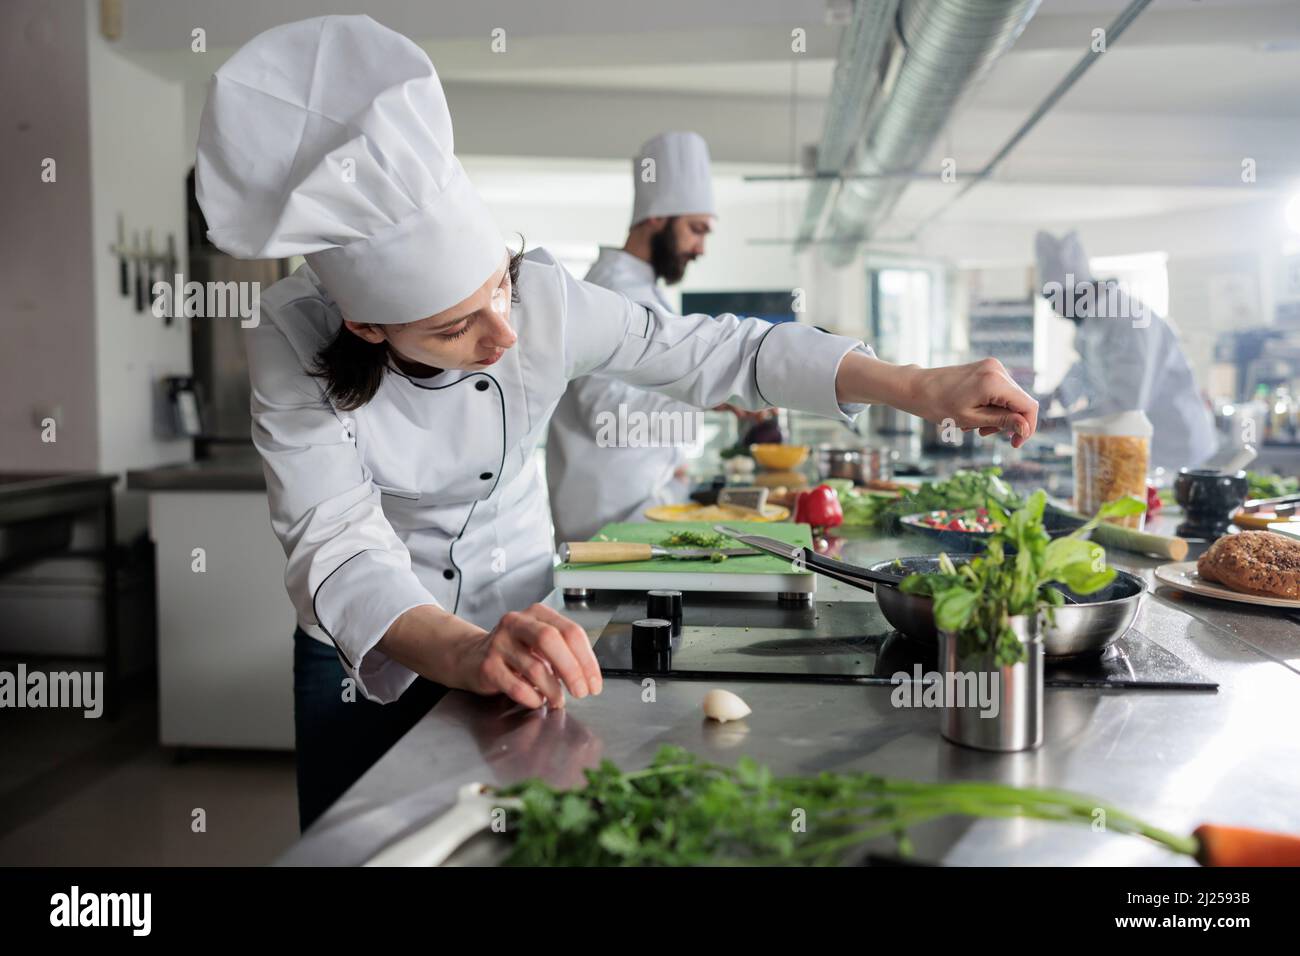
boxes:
[249,248,867,703]
[546,247,698,543]
[1055,305,1218,471]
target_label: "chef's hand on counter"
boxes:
[836,355,1039,449]
[378,603,603,709]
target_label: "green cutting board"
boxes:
[556,521,813,575]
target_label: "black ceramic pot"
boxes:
[1173,468,1248,538]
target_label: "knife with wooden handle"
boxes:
[559,541,758,564]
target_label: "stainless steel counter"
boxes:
[126,458,265,492]
[280,513,1300,866]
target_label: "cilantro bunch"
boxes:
[899,491,1146,666]
[496,745,1195,866]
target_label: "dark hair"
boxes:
[311,244,525,410]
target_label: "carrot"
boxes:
[1194,824,1300,867]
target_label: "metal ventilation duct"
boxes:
[793,0,900,253]
[819,0,1041,267]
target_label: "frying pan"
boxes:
[866,557,1145,657]
[712,527,1141,658]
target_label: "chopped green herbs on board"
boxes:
[662,530,732,549]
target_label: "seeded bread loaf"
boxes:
[1196,531,1300,600]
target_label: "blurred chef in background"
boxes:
[1035,230,1218,471]
[547,132,756,543]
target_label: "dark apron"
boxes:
[292,628,446,831]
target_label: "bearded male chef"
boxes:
[548,131,732,543]
[196,15,1039,829]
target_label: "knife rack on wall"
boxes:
[108,212,181,323]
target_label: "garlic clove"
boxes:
[702,688,752,723]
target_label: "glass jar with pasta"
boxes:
[1073,411,1152,529]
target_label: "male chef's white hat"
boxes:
[195,15,503,325]
[1034,229,1094,293]
[631,131,716,225]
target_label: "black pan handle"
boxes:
[793,547,905,590]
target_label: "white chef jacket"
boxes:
[248,247,867,703]
[1055,308,1218,471]
[546,247,699,543]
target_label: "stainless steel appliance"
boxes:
[591,597,1214,691]
[816,445,891,483]
[187,169,290,459]
[188,251,289,457]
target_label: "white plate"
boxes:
[1153,561,1300,609]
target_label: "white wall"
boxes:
[87,0,192,494]
[83,1,193,539]
[0,1,191,536]
[796,245,868,341]
[0,0,99,471]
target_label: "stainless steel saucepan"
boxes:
[867,556,1145,658]
[712,527,1142,658]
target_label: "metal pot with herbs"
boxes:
[898,492,1145,750]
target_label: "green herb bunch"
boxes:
[1245,471,1298,500]
[496,745,1194,866]
[899,491,1146,666]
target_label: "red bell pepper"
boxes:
[794,484,843,530]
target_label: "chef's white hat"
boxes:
[1034,229,1094,292]
[631,131,716,225]
[195,15,504,324]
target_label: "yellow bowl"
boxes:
[749,444,810,470]
[644,503,791,523]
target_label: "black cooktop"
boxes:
[593,599,1217,691]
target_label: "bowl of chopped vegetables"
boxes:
[899,505,1082,552]
[833,467,1022,533]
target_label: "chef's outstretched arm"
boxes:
[559,261,1037,447]
[834,354,1039,449]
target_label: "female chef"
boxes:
[196,15,1038,828]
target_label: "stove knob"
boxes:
[646,589,683,635]
[631,618,672,654]
[631,617,673,672]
